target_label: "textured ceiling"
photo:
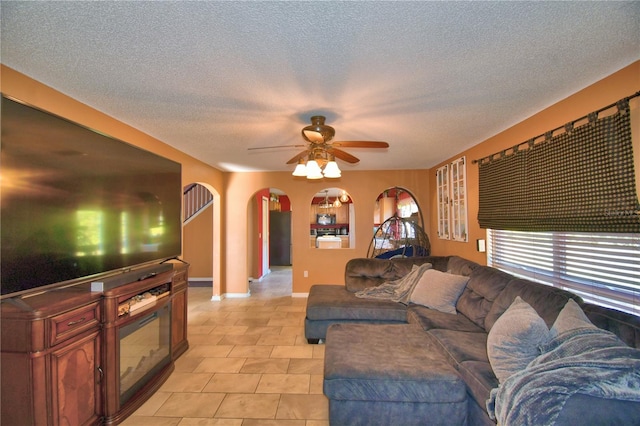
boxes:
[2,1,639,173]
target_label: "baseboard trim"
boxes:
[222,291,251,299]
[292,292,309,298]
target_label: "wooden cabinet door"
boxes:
[50,330,102,426]
[171,265,189,359]
[171,289,187,358]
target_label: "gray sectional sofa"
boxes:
[305,256,640,425]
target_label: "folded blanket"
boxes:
[487,327,640,425]
[355,262,432,304]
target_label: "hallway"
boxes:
[123,266,329,425]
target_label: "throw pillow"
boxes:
[550,299,597,337]
[409,269,469,314]
[487,296,551,384]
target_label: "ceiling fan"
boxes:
[248,115,389,179]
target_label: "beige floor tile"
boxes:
[202,373,261,393]
[256,334,297,346]
[312,345,325,359]
[212,325,250,335]
[267,317,303,327]
[305,421,330,426]
[271,346,314,359]
[228,345,274,358]
[242,420,305,426]
[121,415,181,425]
[215,394,281,419]
[240,358,290,374]
[275,394,329,420]
[187,334,224,346]
[174,355,206,373]
[178,419,243,426]
[275,305,306,313]
[160,372,214,392]
[255,374,311,394]
[218,334,261,346]
[279,326,304,336]
[245,326,284,336]
[189,325,217,335]
[233,317,272,326]
[130,390,173,416]
[185,345,234,358]
[309,375,324,395]
[155,392,226,417]
[202,317,241,326]
[194,357,247,373]
[287,359,324,375]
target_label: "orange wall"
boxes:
[427,61,640,265]
[225,170,431,294]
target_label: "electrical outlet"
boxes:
[303,270,309,278]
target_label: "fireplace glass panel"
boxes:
[119,303,171,404]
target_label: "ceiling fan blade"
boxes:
[331,141,389,148]
[248,144,306,150]
[331,148,360,164]
[286,150,310,164]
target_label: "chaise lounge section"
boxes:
[307,256,640,425]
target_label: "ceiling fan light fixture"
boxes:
[306,160,323,179]
[322,160,341,178]
[292,160,307,177]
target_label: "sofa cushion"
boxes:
[407,305,485,333]
[409,269,470,314]
[324,324,467,404]
[306,284,407,322]
[428,329,489,364]
[455,266,512,330]
[457,360,498,414]
[487,297,551,383]
[485,278,582,331]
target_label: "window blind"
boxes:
[487,229,640,315]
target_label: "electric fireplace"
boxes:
[119,302,171,404]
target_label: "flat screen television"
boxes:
[1,95,182,298]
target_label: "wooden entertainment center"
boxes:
[0,261,189,425]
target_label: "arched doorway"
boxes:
[248,188,292,295]
[182,182,221,299]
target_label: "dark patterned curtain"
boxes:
[478,97,640,232]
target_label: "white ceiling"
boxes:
[2,1,639,173]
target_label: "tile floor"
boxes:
[123,267,329,426]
